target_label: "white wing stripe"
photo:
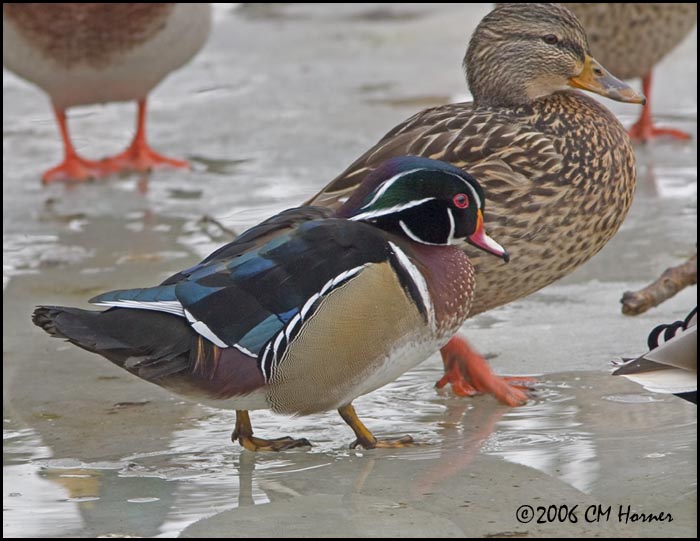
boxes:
[190,320,229,349]
[92,299,185,317]
[183,308,230,350]
[233,343,257,358]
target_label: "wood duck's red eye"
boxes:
[452,193,469,209]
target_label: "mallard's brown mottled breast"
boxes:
[3,3,173,69]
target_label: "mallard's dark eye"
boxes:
[543,34,559,45]
[452,193,469,209]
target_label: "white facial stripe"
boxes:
[446,208,455,244]
[350,198,435,222]
[360,168,481,221]
[399,220,444,246]
[388,241,435,329]
[92,299,185,317]
[445,171,482,209]
[361,168,424,209]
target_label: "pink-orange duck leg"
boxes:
[628,73,691,142]
[106,99,190,173]
[42,106,114,184]
[436,334,533,407]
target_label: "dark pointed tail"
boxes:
[32,306,196,381]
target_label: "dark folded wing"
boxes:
[91,217,393,359]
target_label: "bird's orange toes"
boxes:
[436,363,480,397]
[104,142,190,174]
[628,119,691,142]
[437,335,535,407]
[437,362,532,406]
[42,155,117,184]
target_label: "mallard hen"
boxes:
[3,4,211,182]
[563,3,697,141]
[308,3,645,405]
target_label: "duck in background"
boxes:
[308,3,645,405]
[563,3,697,141]
[614,308,697,404]
[3,4,211,183]
[32,157,510,451]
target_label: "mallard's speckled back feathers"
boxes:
[308,3,639,316]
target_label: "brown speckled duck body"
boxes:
[3,4,209,110]
[310,3,640,317]
[562,3,697,140]
[563,3,697,81]
[3,3,211,182]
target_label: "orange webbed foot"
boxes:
[104,144,190,174]
[42,155,116,184]
[628,121,691,142]
[437,335,534,407]
[102,98,190,174]
[627,73,692,143]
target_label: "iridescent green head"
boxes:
[339,156,508,261]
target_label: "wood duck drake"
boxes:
[562,3,697,141]
[614,308,697,404]
[33,157,509,451]
[3,4,211,183]
[307,3,645,405]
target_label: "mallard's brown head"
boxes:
[465,3,645,107]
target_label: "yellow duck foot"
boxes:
[232,410,311,452]
[437,335,534,407]
[236,434,312,452]
[349,435,418,450]
[338,403,421,450]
